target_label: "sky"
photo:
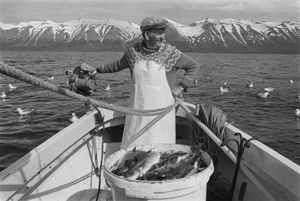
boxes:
[0,0,299,25]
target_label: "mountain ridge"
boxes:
[0,18,299,53]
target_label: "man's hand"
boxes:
[172,86,184,98]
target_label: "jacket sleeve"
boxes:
[96,53,130,73]
[174,53,200,91]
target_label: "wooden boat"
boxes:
[0,100,299,201]
[0,62,299,200]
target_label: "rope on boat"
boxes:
[124,98,183,146]
[189,104,228,166]
[0,62,172,116]
[185,103,277,201]
[185,103,232,201]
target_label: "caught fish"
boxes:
[110,145,207,181]
[166,160,188,180]
[115,147,147,168]
[184,161,199,177]
[124,151,161,180]
[111,147,149,176]
[148,151,189,172]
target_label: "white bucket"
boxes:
[104,144,214,201]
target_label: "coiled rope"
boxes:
[0,62,173,116]
[188,104,231,201]
[189,104,227,165]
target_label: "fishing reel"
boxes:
[67,63,97,96]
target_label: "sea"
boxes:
[0,51,300,172]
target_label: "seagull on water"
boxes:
[8,84,17,89]
[69,113,80,122]
[220,82,230,93]
[295,109,300,117]
[206,77,213,82]
[264,87,275,92]
[65,70,73,76]
[258,91,269,98]
[102,85,110,91]
[16,108,34,115]
[1,92,7,99]
[245,82,253,88]
[47,76,54,81]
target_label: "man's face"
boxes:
[145,28,166,49]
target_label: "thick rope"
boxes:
[124,98,183,146]
[0,62,172,116]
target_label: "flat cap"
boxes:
[140,16,168,32]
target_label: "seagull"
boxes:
[220,86,229,93]
[8,84,17,89]
[16,108,34,115]
[47,76,54,81]
[1,92,7,99]
[245,82,253,88]
[69,113,80,122]
[295,109,300,117]
[220,82,230,93]
[290,80,293,84]
[264,87,275,92]
[223,82,230,88]
[66,70,73,76]
[206,77,213,82]
[102,85,110,91]
[258,91,269,98]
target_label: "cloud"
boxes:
[208,0,274,13]
[208,0,299,15]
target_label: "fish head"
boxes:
[124,169,139,180]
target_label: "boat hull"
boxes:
[0,102,299,201]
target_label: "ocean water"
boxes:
[0,51,300,172]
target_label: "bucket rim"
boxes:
[104,143,214,185]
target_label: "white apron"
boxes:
[121,60,176,148]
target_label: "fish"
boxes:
[144,148,203,181]
[147,151,189,172]
[166,160,189,180]
[114,147,148,168]
[124,151,160,180]
[111,147,148,176]
[184,162,199,177]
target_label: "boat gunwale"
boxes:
[0,102,299,201]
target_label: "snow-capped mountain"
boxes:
[0,18,299,53]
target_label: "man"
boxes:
[84,16,200,148]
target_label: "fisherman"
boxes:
[80,16,200,148]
